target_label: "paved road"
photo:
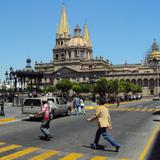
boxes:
[0,99,159,160]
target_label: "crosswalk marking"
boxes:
[139,108,147,112]
[108,107,160,113]
[86,105,160,113]
[28,150,59,160]
[0,141,134,160]
[134,108,142,111]
[0,142,5,145]
[59,153,84,160]
[147,108,155,112]
[0,118,16,123]
[119,108,128,111]
[0,147,39,160]
[0,144,21,153]
[90,156,108,160]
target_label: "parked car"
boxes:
[22,96,72,119]
[153,95,160,101]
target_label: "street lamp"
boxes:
[56,72,62,80]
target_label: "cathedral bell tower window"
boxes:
[61,53,65,60]
[74,50,79,57]
[80,50,84,58]
[68,51,71,59]
[55,54,58,60]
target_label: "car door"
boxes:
[58,97,67,114]
[47,98,59,115]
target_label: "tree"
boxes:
[56,79,73,98]
[130,83,142,93]
[93,77,107,96]
[72,83,81,93]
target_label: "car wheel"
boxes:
[66,108,71,116]
[50,111,54,120]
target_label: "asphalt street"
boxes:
[0,99,160,160]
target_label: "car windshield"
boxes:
[24,99,41,106]
[47,98,55,103]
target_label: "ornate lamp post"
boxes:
[5,71,9,83]
[9,67,17,92]
[56,72,62,80]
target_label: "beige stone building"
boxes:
[35,6,160,97]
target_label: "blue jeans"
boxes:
[40,120,50,137]
[94,127,120,147]
[74,105,79,115]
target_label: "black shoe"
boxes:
[115,146,120,152]
[45,136,50,141]
[90,143,97,149]
[48,134,53,138]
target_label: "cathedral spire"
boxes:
[83,23,92,47]
[152,38,159,51]
[58,5,70,37]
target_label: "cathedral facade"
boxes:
[35,6,160,97]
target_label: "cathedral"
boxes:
[35,6,112,85]
[35,6,160,97]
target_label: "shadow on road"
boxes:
[147,130,160,160]
[82,144,116,152]
[152,111,160,115]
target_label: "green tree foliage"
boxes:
[56,79,73,93]
[93,77,107,95]
[41,86,57,93]
[72,83,90,93]
[130,83,142,93]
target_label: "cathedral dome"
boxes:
[147,39,160,62]
[148,51,160,61]
[67,37,88,47]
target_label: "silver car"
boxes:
[22,96,72,119]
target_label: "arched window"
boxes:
[131,79,136,84]
[80,50,84,58]
[137,79,142,86]
[149,79,155,86]
[143,79,148,87]
[55,54,58,60]
[126,79,130,83]
[61,53,64,60]
[68,51,71,59]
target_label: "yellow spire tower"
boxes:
[83,23,92,47]
[58,5,70,37]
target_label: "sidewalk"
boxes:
[85,98,152,110]
[0,102,22,123]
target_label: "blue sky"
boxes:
[0,0,160,81]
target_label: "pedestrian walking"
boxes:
[36,97,52,140]
[74,95,80,115]
[87,97,120,152]
[116,96,120,108]
[79,95,85,115]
